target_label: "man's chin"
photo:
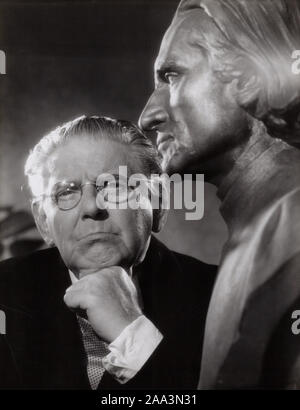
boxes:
[69,250,122,278]
[73,261,118,279]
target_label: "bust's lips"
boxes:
[157,134,174,152]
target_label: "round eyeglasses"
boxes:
[32,174,147,211]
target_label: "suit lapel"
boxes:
[11,239,182,389]
[9,248,90,388]
[38,252,91,388]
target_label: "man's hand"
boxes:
[64,267,142,343]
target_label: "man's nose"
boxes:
[80,185,108,220]
[138,91,169,131]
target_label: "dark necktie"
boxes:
[77,315,110,389]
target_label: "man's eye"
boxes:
[58,188,76,198]
[97,180,118,190]
[107,181,127,192]
[96,181,107,192]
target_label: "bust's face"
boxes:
[139,11,249,177]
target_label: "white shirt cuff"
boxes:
[102,315,163,384]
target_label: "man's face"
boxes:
[35,137,153,278]
[139,11,249,176]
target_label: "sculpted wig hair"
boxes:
[175,0,300,146]
[25,115,162,197]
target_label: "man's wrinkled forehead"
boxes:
[155,9,220,70]
[42,138,136,191]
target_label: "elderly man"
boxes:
[139,0,300,389]
[0,115,216,389]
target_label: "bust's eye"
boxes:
[163,71,178,84]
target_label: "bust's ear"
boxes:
[228,72,261,115]
[151,174,169,233]
[31,201,54,246]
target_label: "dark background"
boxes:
[0,0,227,264]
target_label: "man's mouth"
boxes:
[79,232,117,242]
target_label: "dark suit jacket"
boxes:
[0,236,216,389]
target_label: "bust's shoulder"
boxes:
[264,187,300,244]
[278,187,300,214]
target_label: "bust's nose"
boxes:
[139,90,169,131]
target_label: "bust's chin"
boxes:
[161,148,202,176]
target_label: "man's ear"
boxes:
[151,174,169,233]
[31,201,54,246]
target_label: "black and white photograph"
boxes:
[0,0,300,396]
